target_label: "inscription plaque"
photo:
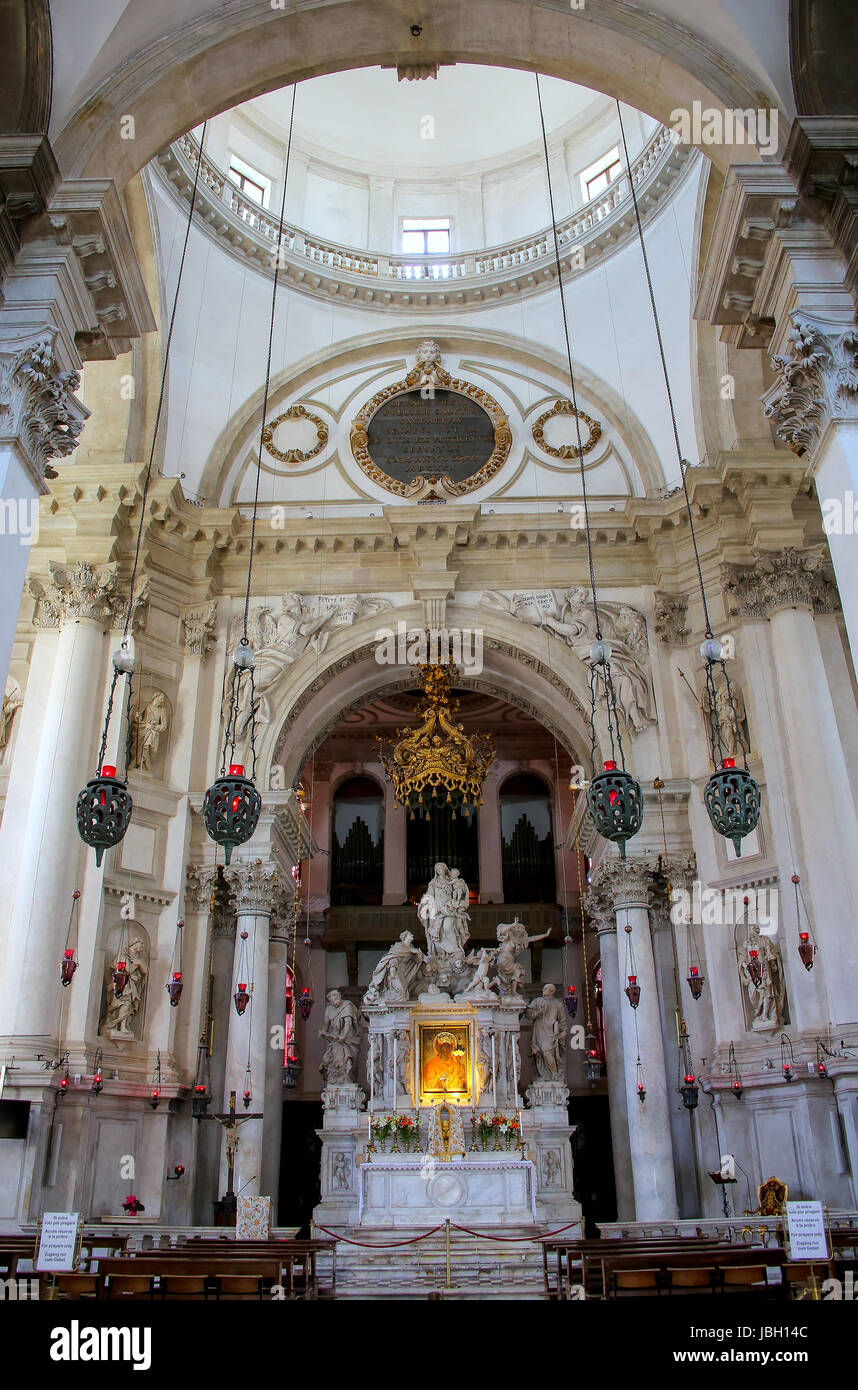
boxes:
[366,389,495,484]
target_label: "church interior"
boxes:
[1,0,857,1323]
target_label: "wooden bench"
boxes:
[601,1246,789,1299]
[542,1238,727,1300]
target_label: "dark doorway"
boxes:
[278,1101,323,1235]
[406,804,478,898]
[569,1094,617,1237]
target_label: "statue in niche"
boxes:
[525,983,568,1079]
[319,990,361,1084]
[542,1151,561,1187]
[332,1152,350,1190]
[481,586,655,732]
[740,928,787,1031]
[494,917,552,999]
[476,1027,494,1100]
[0,676,23,753]
[367,1035,385,1097]
[130,690,169,771]
[418,862,471,957]
[100,937,148,1039]
[387,1028,412,1099]
[363,931,426,1005]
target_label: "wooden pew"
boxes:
[599,1245,789,1299]
[542,1237,727,1300]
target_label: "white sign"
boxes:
[36,1211,79,1271]
[785,1200,828,1262]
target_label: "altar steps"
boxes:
[332,1228,548,1300]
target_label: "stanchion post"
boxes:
[445,1218,451,1290]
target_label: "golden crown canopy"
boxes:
[377,663,495,821]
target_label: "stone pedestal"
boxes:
[314,1083,366,1228]
[524,1080,581,1226]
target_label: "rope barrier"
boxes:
[450,1222,582,1243]
[312,1221,580,1248]
[313,1224,445,1248]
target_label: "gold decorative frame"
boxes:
[418,1021,473,1105]
[350,360,512,499]
[262,404,329,463]
[531,398,602,458]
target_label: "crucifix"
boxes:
[206,1089,263,1225]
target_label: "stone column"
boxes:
[724,548,858,1029]
[593,856,679,1222]
[477,768,503,902]
[0,562,119,1050]
[220,859,284,1200]
[382,779,407,904]
[261,900,290,1217]
[586,886,635,1221]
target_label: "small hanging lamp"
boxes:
[635,1055,646,1104]
[91,1048,104,1096]
[166,918,184,1006]
[150,1050,162,1109]
[112,932,131,998]
[60,889,82,986]
[585,1037,601,1086]
[564,985,578,1018]
[780,1033,795,1083]
[297,985,314,1020]
[791,874,817,970]
[233,929,251,1016]
[616,100,761,858]
[727,1042,743,1099]
[687,965,705,1001]
[679,1024,699,1110]
[623,917,640,1009]
[192,1035,212,1120]
[283,1045,302,1089]
[816,1039,832,1079]
[242,1064,253,1111]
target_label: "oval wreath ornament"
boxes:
[532,398,602,458]
[262,404,329,463]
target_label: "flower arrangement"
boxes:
[122,1194,145,1216]
[396,1114,419,1151]
[474,1112,521,1150]
[371,1115,396,1147]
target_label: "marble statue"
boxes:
[227,591,392,757]
[364,931,426,1004]
[481,586,655,731]
[740,930,787,1030]
[367,1034,385,1097]
[332,1152,349,1190]
[130,690,169,771]
[100,937,148,1038]
[714,679,750,760]
[476,1027,494,1099]
[525,983,567,1079]
[543,1151,561,1187]
[459,947,497,1001]
[418,862,471,957]
[494,916,552,998]
[0,676,23,753]
[319,989,361,1084]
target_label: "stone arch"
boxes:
[52,1,780,183]
[257,602,611,791]
[202,324,665,503]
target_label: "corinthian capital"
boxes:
[653,591,689,648]
[28,560,120,628]
[185,863,217,911]
[224,859,284,916]
[0,328,90,484]
[760,312,858,457]
[590,855,658,912]
[722,547,839,620]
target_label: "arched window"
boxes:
[331,776,384,906]
[499,773,556,903]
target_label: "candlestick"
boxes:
[393,1034,398,1114]
[510,1031,518,1104]
[369,1035,374,1108]
[491,1033,497,1112]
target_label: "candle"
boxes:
[393,1034,398,1114]
[510,1032,518,1103]
[369,1036,374,1108]
[491,1033,497,1112]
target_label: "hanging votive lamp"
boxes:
[746,947,763,988]
[76,641,136,865]
[191,1036,211,1120]
[816,1040,830,1079]
[297,986,313,1020]
[586,752,643,860]
[791,875,817,970]
[166,918,184,1006]
[687,965,705,1001]
[680,1073,699,1110]
[635,1056,646,1104]
[91,1073,103,1097]
[283,1046,302,1088]
[625,974,641,1009]
[565,985,578,1018]
[780,1033,794,1083]
[60,888,82,987]
[233,928,251,1015]
[149,1050,162,1109]
[58,1070,69,1096]
[203,644,263,865]
[699,639,761,857]
[113,952,130,998]
[585,1035,601,1085]
[243,1066,252,1110]
[728,1042,743,1100]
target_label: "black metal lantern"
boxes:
[166,918,184,1006]
[192,1084,210,1120]
[297,986,314,1020]
[687,966,705,1000]
[203,762,262,866]
[587,759,644,860]
[635,1055,646,1105]
[91,1069,103,1096]
[680,1073,699,1110]
[112,958,130,997]
[703,757,761,858]
[233,929,251,1015]
[780,1033,794,1083]
[564,985,578,1018]
[283,1049,302,1088]
[76,640,136,865]
[191,1035,211,1120]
